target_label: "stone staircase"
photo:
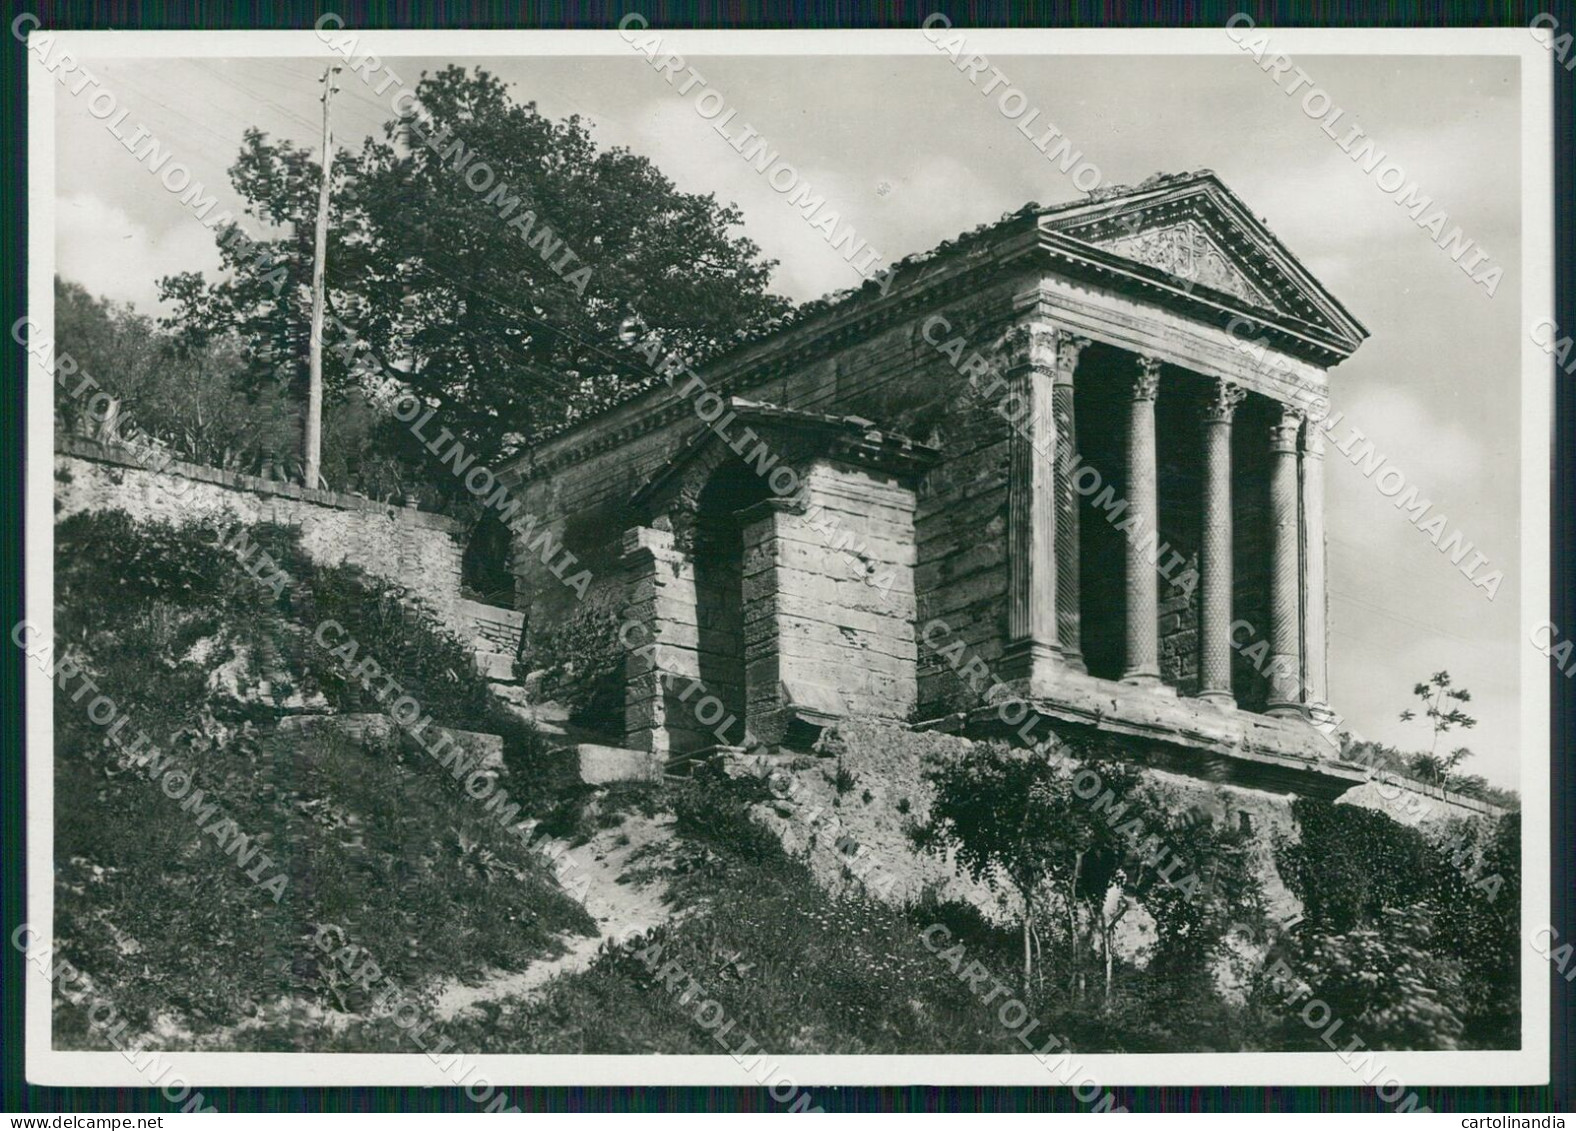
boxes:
[459,607,664,786]
[459,596,523,684]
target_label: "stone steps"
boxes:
[472,649,516,681]
[559,743,665,784]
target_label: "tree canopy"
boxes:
[160,65,793,487]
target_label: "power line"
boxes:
[1328,588,1480,644]
[192,60,322,137]
[90,67,253,160]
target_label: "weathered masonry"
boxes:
[502,171,1377,789]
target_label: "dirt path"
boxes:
[432,812,675,1019]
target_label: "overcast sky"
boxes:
[53,50,1524,787]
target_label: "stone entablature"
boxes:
[503,171,1377,787]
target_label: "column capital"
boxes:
[1000,323,1060,380]
[1132,355,1162,400]
[1053,333,1092,386]
[1270,404,1304,453]
[1201,379,1247,425]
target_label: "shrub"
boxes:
[1427,812,1520,1047]
[1278,798,1434,939]
[1276,798,1518,1049]
[1280,903,1465,1051]
[518,601,624,734]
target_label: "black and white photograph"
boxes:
[8,13,1568,1114]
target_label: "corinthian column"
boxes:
[1300,412,1331,723]
[1002,324,1058,685]
[1265,404,1305,717]
[1199,379,1246,706]
[1122,356,1162,687]
[1053,333,1090,673]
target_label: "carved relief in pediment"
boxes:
[1095,219,1273,310]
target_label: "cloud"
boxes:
[1234,112,1518,258]
[55,191,221,313]
[618,95,1013,304]
[1336,383,1487,487]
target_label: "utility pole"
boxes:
[304,63,341,491]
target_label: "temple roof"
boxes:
[513,170,1365,479]
[761,168,1367,359]
[1033,169,1367,356]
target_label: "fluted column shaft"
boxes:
[1265,405,1305,716]
[1200,380,1245,705]
[1122,357,1162,685]
[1003,325,1059,683]
[1300,414,1331,721]
[1053,334,1090,673]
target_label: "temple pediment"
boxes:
[1091,218,1273,309]
[1035,171,1368,360]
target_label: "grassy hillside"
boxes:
[427,763,1517,1056]
[51,511,593,1048]
[411,770,1257,1056]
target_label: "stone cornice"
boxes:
[921,696,1505,818]
[509,225,1041,486]
[509,172,1366,486]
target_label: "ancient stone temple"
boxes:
[501,170,1381,794]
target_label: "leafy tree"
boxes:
[1399,671,1477,784]
[53,278,301,471]
[914,738,1262,1008]
[52,278,154,437]
[1135,803,1264,995]
[913,741,1074,991]
[161,66,793,488]
[1047,751,1144,1004]
[1407,747,1468,791]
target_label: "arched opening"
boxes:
[461,509,515,606]
[692,456,773,747]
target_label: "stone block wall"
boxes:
[507,273,1031,731]
[464,597,526,653]
[55,438,476,642]
[621,527,711,756]
[754,717,1304,932]
[742,462,920,742]
[1155,378,1206,696]
[459,597,525,681]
